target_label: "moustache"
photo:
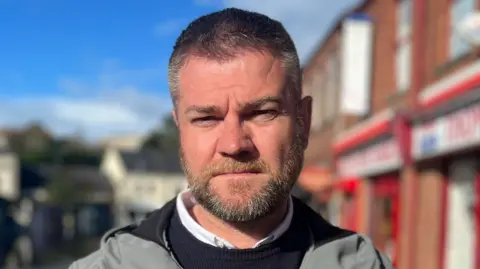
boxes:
[201,160,270,178]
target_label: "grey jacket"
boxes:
[68,198,395,269]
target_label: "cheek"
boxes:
[251,123,295,164]
[180,128,217,172]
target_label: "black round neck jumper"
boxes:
[167,207,311,269]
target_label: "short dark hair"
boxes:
[168,8,301,105]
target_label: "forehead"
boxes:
[177,51,288,109]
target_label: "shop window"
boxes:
[342,194,357,231]
[372,196,396,262]
[445,158,477,269]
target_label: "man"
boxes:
[69,7,394,269]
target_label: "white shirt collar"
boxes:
[175,189,294,249]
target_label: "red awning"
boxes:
[298,167,332,191]
[334,177,360,193]
[298,166,333,202]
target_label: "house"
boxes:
[96,133,146,151]
[0,124,53,154]
[100,147,187,225]
[0,143,20,202]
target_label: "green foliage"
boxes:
[44,169,85,208]
[19,149,101,166]
[142,114,180,155]
[7,122,102,166]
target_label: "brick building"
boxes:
[301,0,480,269]
[410,0,480,269]
[299,8,343,223]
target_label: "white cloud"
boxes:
[0,90,173,141]
[215,0,362,63]
[0,62,173,141]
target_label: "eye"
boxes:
[191,116,219,127]
[250,110,279,121]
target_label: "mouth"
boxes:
[214,170,262,177]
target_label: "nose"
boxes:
[217,117,255,159]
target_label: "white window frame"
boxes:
[450,0,475,59]
[396,0,412,92]
[310,71,324,131]
[325,53,339,120]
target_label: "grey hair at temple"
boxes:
[167,8,302,107]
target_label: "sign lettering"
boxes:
[412,102,480,159]
[337,138,402,178]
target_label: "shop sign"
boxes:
[337,138,402,178]
[412,102,480,159]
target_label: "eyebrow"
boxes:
[185,105,218,115]
[184,96,283,115]
[239,96,283,111]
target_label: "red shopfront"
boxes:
[413,86,480,269]
[335,135,403,265]
[333,109,412,267]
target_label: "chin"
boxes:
[211,176,267,198]
[207,195,273,223]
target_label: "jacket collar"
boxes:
[104,195,354,251]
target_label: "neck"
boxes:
[190,199,289,249]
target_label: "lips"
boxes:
[216,171,259,175]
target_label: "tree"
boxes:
[44,168,86,209]
[142,114,180,155]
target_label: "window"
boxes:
[325,53,339,119]
[310,71,324,131]
[450,0,475,59]
[396,0,412,92]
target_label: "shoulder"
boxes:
[68,250,104,269]
[320,232,393,268]
[303,230,394,268]
[69,199,178,269]
[67,225,137,269]
[68,235,124,269]
[293,198,394,268]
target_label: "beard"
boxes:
[180,120,305,223]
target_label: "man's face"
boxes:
[174,51,311,222]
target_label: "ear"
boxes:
[172,110,179,127]
[298,96,312,149]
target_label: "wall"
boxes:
[302,31,341,168]
[100,148,126,183]
[123,173,186,210]
[0,153,19,201]
[414,165,444,269]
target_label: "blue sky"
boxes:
[0,0,359,141]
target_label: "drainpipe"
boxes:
[406,0,427,269]
[412,0,426,111]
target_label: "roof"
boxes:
[301,0,370,72]
[119,149,183,174]
[34,164,114,192]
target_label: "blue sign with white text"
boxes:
[420,134,438,154]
